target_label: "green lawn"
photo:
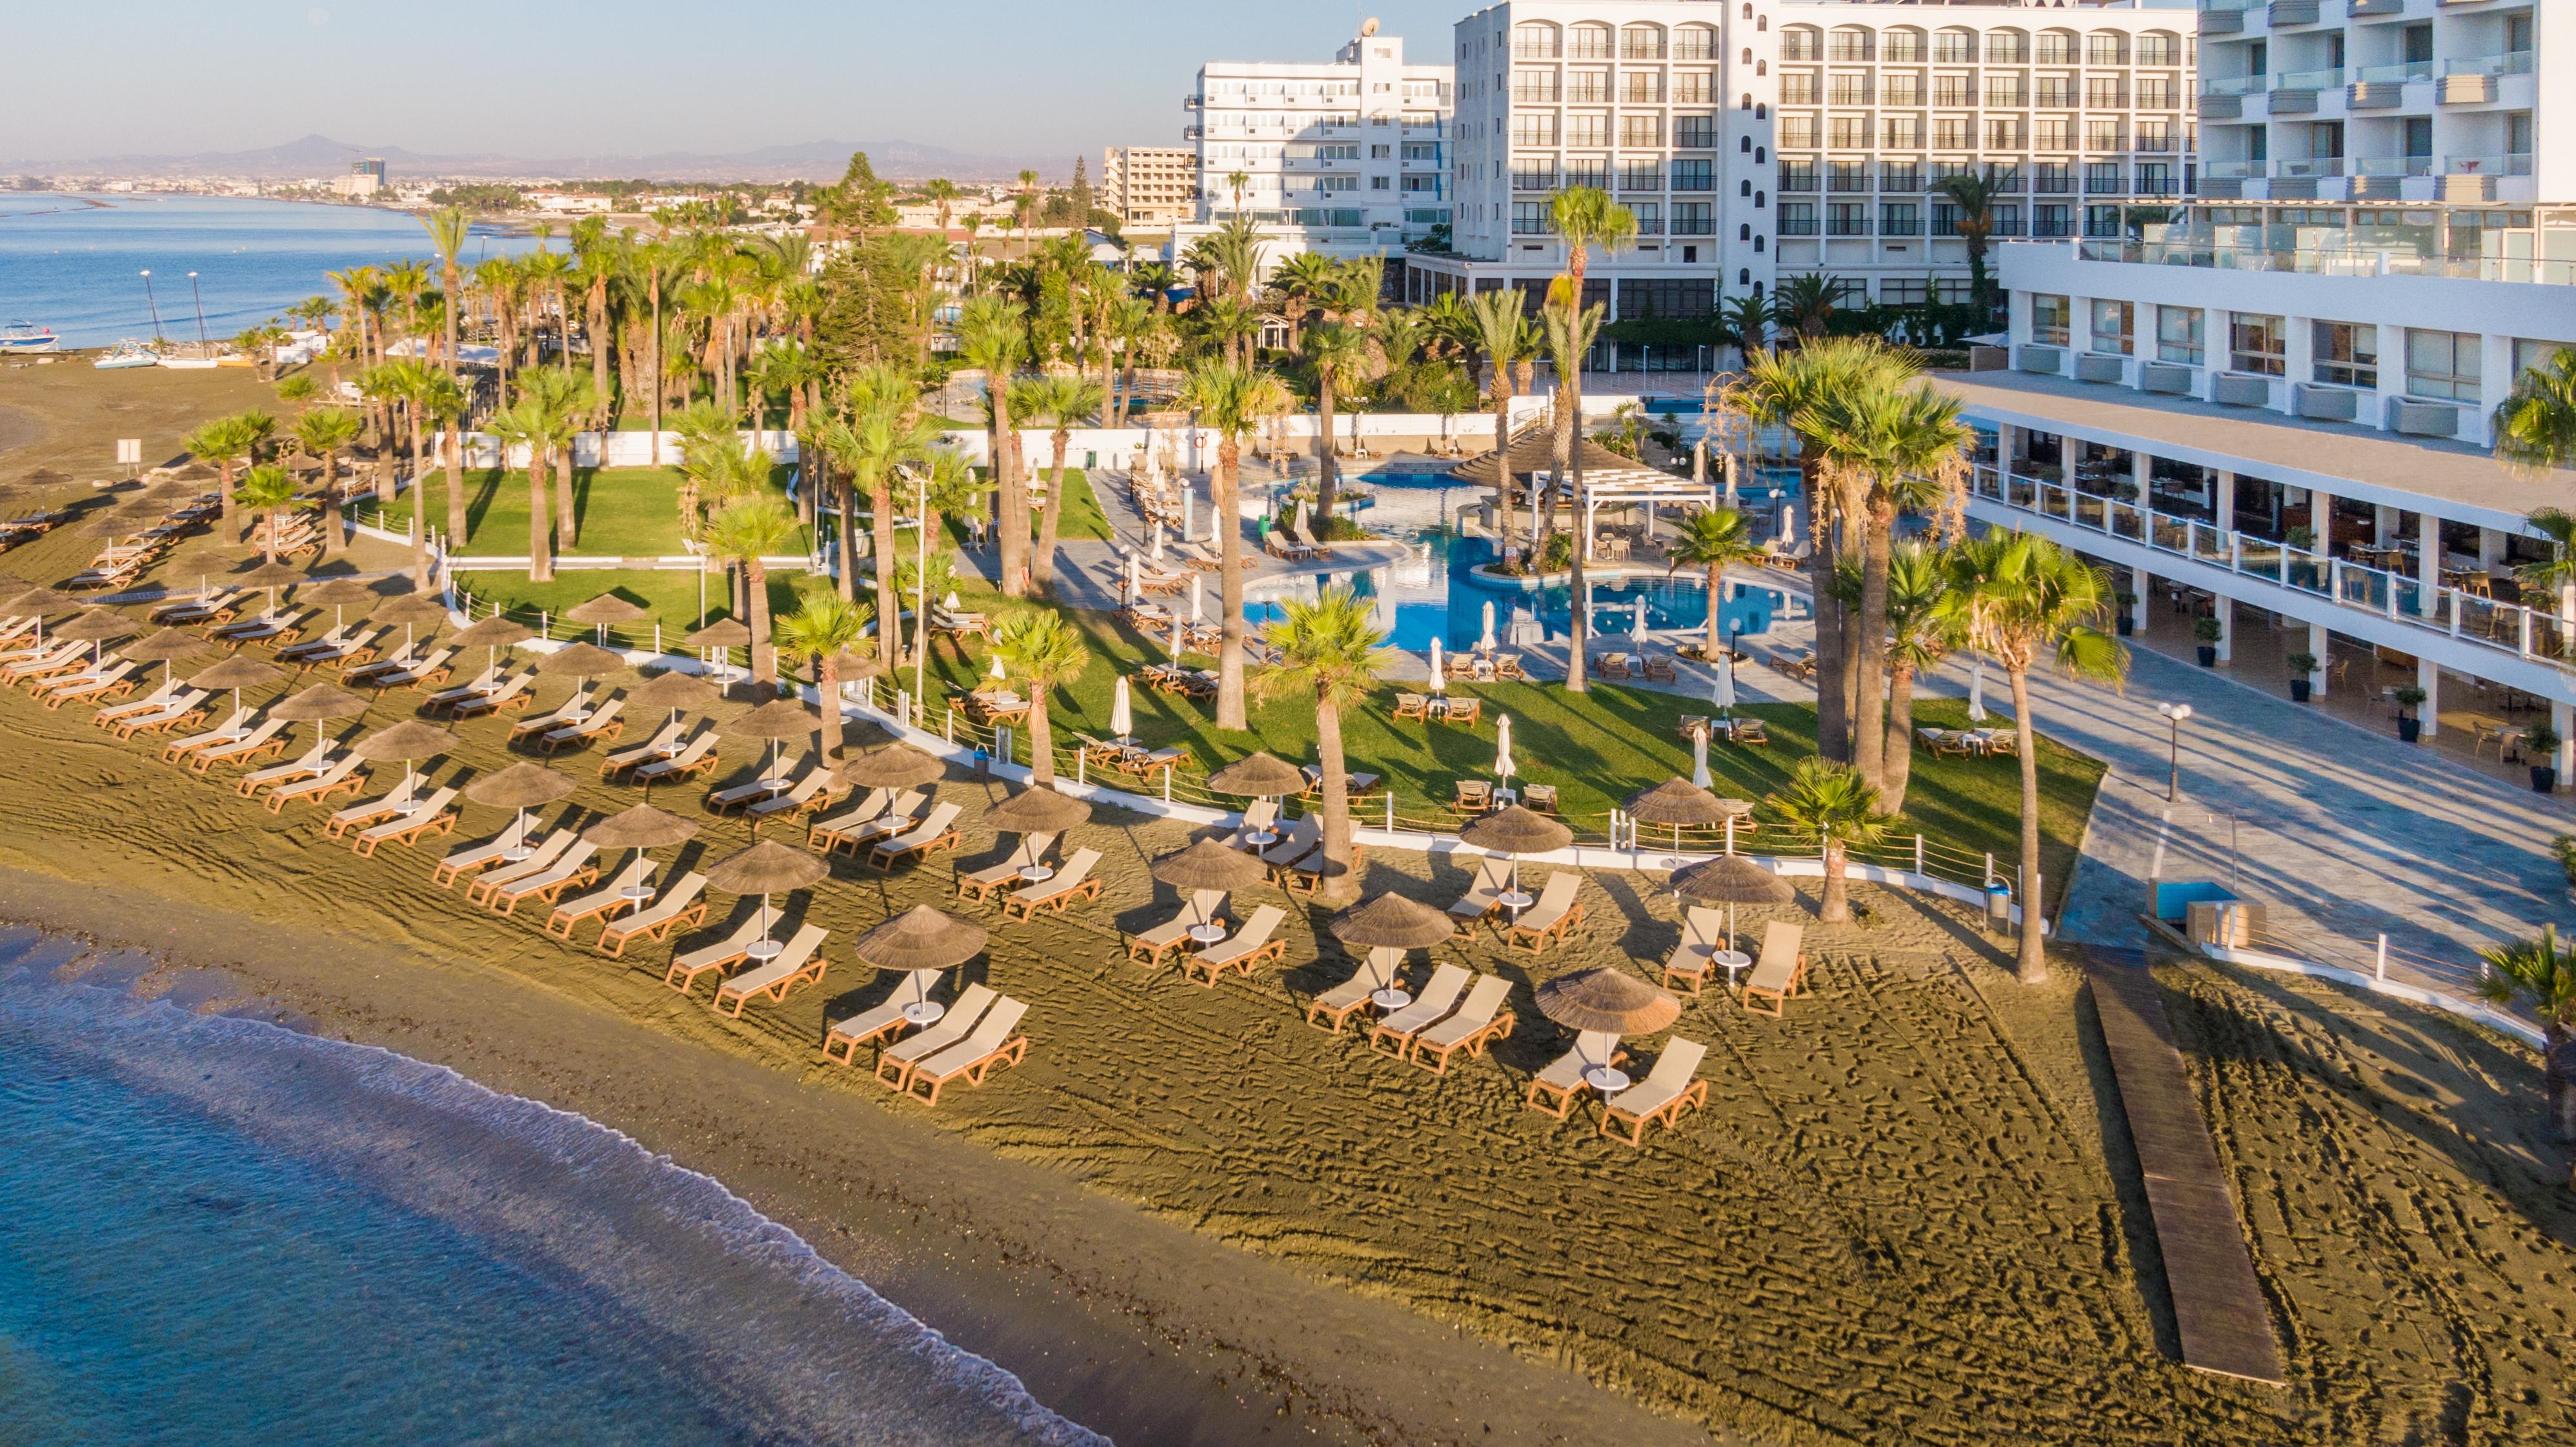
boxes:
[449,566,823,642]
[369,465,806,558]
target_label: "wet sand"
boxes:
[0,357,279,480]
[4,366,2573,1444]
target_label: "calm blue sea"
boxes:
[0,928,1107,1447]
[0,193,539,349]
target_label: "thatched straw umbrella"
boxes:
[463,760,577,862]
[563,591,647,645]
[704,838,830,959]
[1327,892,1456,1011]
[835,740,945,793]
[187,653,287,733]
[627,668,720,739]
[1205,751,1307,798]
[1624,776,1752,858]
[1458,804,1576,906]
[1671,854,1797,955]
[1534,967,1681,1037]
[729,696,820,787]
[269,682,370,724]
[1150,836,1269,894]
[3,585,74,647]
[350,718,459,796]
[450,614,534,677]
[374,592,451,655]
[120,625,211,698]
[853,904,989,1023]
[582,802,701,904]
[982,785,1092,837]
[689,617,752,687]
[534,641,626,723]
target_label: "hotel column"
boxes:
[2308,622,2329,697]
[2216,597,2233,662]
[2213,469,2237,534]
[2479,527,2506,572]
[2375,504,2400,548]
[2555,700,2575,784]
[2416,655,2441,740]
[2131,449,2152,515]
[2132,563,2151,632]
[2306,484,2335,552]
[2417,511,2440,617]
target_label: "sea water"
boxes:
[0,192,539,349]
[0,927,1107,1446]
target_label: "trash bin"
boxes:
[1984,880,2013,934]
[972,746,991,780]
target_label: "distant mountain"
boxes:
[5,134,1066,184]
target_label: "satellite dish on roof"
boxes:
[1360,17,1380,37]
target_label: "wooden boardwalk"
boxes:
[2082,946,2286,1386]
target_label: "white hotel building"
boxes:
[1945,0,2576,780]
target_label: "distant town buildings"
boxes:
[1102,147,1198,225]
[330,157,387,198]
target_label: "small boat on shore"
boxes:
[92,341,160,370]
[1,322,59,353]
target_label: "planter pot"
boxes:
[2290,680,2312,702]
[2196,645,2218,667]
[2533,766,2558,794]
[2117,616,2134,636]
[2399,718,2422,743]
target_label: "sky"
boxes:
[2,1,1478,169]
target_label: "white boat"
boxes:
[0,322,59,353]
[92,341,160,370]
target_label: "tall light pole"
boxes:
[139,270,166,345]
[186,271,208,346]
[2155,702,2193,802]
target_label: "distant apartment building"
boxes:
[524,190,612,215]
[1103,147,1199,225]
[1173,26,1457,264]
[330,157,386,198]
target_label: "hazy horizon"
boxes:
[6,1,1473,172]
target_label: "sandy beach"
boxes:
[5,365,2573,1444]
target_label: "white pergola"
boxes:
[1529,465,1720,556]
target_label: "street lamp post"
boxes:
[139,270,166,346]
[2155,702,2193,802]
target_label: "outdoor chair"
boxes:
[1599,1039,1710,1148]
[1406,975,1516,1075]
[1740,921,1809,1018]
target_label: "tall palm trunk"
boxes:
[408,414,430,586]
[1806,449,1849,762]
[649,275,664,464]
[527,440,554,583]
[816,654,843,764]
[1026,690,1057,787]
[746,560,774,684]
[1215,435,1248,730]
[1034,427,1070,596]
[1564,372,1590,694]
[444,421,467,547]
[1818,839,1851,922]
[2008,666,2046,984]
[1316,375,1341,519]
[317,452,342,562]
[1491,374,1516,547]
[1880,659,1919,815]
[216,460,238,533]
[1315,698,1356,904]
[374,405,396,505]
[870,469,900,670]
[991,378,1027,598]
[835,473,859,605]
[588,279,610,407]
[1855,497,1895,787]
[555,441,578,552]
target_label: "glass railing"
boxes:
[2200,75,2268,97]
[2273,157,2345,178]
[2073,236,2576,285]
[2444,50,2535,77]
[2275,68,2345,90]
[2446,153,2535,176]
[2353,156,2435,177]
[2204,159,2261,179]
[2355,61,2435,85]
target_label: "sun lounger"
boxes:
[542,858,655,938]
[1525,1031,1628,1118]
[1447,856,1511,922]
[807,787,894,851]
[326,776,419,837]
[1173,904,1283,987]
[1306,947,1403,1033]
[102,687,209,739]
[279,625,385,668]
[440,669,535,718]
[92,678,181,724]
[1503,873,1585,953]
[903,995,1031,1104]
[599,719,685,778]
[157,707,253,762]
[1661,906,1729,995]
[263,754,367,812]
[821,969,949,1065]
[211,609,312,648]
[664,913,769,995]
[629,730,719,784]
[486,842,601,915]
[462,832,578,906]
[596,872,707,955]
[152,589,243,625]
[746,765,835,825]
[1256,816,1320,876]
[507,685,596,739]
[1229,798,1278,851]
[186,717,288,773]
[999,844,1100,916]
[710,924,830,1018]
[537,696,625,753]
[954,831,1058,904]
[348,786,461,856]
[1407,975,1516,1074]
[364,646,458,693]
[1,642,87,685]
[1598,1039,1709,1146]
[872,985,997,1092]
[268,622,354,660]
[237,738,339,795]
[1367,963,1473,1058]
[429,817,542,885]
[810,787,921,855]
[867,801,963,870]
[1739,921,1809,1018]
[707,758,810,816]
[1125,889,1228,966]
[340,640,426,685]
[37,659,138,707]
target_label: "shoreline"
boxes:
[0,860,1718,1447]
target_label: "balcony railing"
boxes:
[2357,61,2436,84]
[2273,157,2346,178]
[2073,235,2576,285]
[2355,156,2435,177]
[1971,466,2571,672]
[2201,76,2268,97]
[2444,50,2535,77]
[2275,67,2345,91]
[2447,153,2535,176]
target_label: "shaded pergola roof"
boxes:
[1446,425,1661,488]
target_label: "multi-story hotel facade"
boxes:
[1103,147,1200,227]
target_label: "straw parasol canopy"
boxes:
[705,838,829,896]
[1459,804,1575,857]
[21,467,72,487]
[534,641,625,678]
[236,560,308,589]
[121,626,211,662]
[983,786,1092,835]
[4,585,75,615]
[1534,968,1682,1035]
[302,576,381,609]
[730,696,818,741]
[375,593,452,628]
[565,592,648,626]
[168,461,220,483]
[269,683,370,722]
[450,615,535,650]
[1327,891,1457,949]
[188,654,286,692]
[583,802,700,850]
[52,608,135,643]
[627,669,720,713]
[1205,751,1307,798]
[689,618,752,649]
[852,904,989,973]
[351,718,459,762]
[1150,836,1269,893]
[1624,777,1736,828]
[835,740,945,790]
[1671,855,1795,906]
[1449,432,1644,489]
[463,760,577,811]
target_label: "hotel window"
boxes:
[2036,31,2075,65]
[1985,75,2027,108]
[2033,203,2072,237]
[1620,25,1665,60]
[1933,117,1973,150]
[1629,201,1662,234]
[1569,24,1612,59]
[2231,314,2286,376]
[1988,31,2029,64]
[1512,70,1560,103]
[2035,77,2077,109]
[1883,74,1924,106]
[1564,157,1610,189]
[2033,294,2071,346]
[2157,307,2204,366]
[1779,115,1819,148]
[1880,161,1922,192]
[2034,118,2071,152]
[1565,69,1610,103]
[2137,33,2180,67]
[1511,201,1555,234]
[1618,159,1664,192]
[1673,114,1718,148]
[1512,23,1560,59]
[1316,175,1358,193]
[2312,321,2377,389]
[1884,30,1925,63]
[1989,203,2023,236]
[2085,32,2128,66]
[2135,164,2170,196]
[1778,201,1819,235]
[1882,116,1924,149]
[2035,161,2072,194]
[1670,159,1715,191]
[1827,160,1873,192]
[1620,114,1664,148]
[1781,28,1819,62]
[1565,112,1609,147]
[1882,278,1929,305]
[2135,119,2173,153]
[2084,204,2121,238]
[1829,74,1873,106]
[1671,201,1714,234]
[2135,78,2179,110]
[2406,329,2481,401]
[1931,201,1960,236]
[2084,77,2128,110]
[1778,72,1820,105]
[1933,74,1974,107]
[2085,119,2124,152]
[1935,30,1977,63]
[1825,202,1869,236]
[1672,25,1715,61]
[2514,338,2571,382]
[2084,162,2122,195]
[1511,158,1558,191]
[1827,29,1873,62]
[2090,299,2134,356]
[1881,202,1921,236]
[1621,70,1665,105]
[1984,119,2026,150]
[1778,159,1818,192]
[1827,117,1869,148]
[1673,70,1713,104]
[1509,113,1558,146]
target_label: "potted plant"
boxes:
[2114,591,2137,636]
[2286,653,2317,702]
[2395,685,2427,742]
[2192,616,2222,666]
[2524,723,2561,793]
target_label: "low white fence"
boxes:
[441,429,800,471]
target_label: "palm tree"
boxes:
[1930,173,2000,323]
[1549,185,1636,323]
[989,609,1091,786]
[1256,585,1385,904]
[183,412,268,534]
[702,498,800,687]
[1020,374,1105,598]
[523,370,592,553]
[292,406,361,560]
[1771,274,1846,342]
[1878,541,1958,816]
[1271,252,1339,347]
[1665,505,1762,659]
[418,372,470,571]
[2514,506,2576,661]
[1936,531,2128,983]
[1766,758,1887,924]
[2497,350,2576,478]
[421,206,472,374]
[825,369,941,663]
[1716,292,1771,360]
[2476,926,2576,1142]
[1741,337,1914,762]
[1465,289,1538,545]
[1180,359,1291,731]
[482,399,554,583]
[775,592,874,765]
[234,464,301,565]
[957,294,1031,597]
[1303,321,1377,520]
[1542,296,1605,693]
